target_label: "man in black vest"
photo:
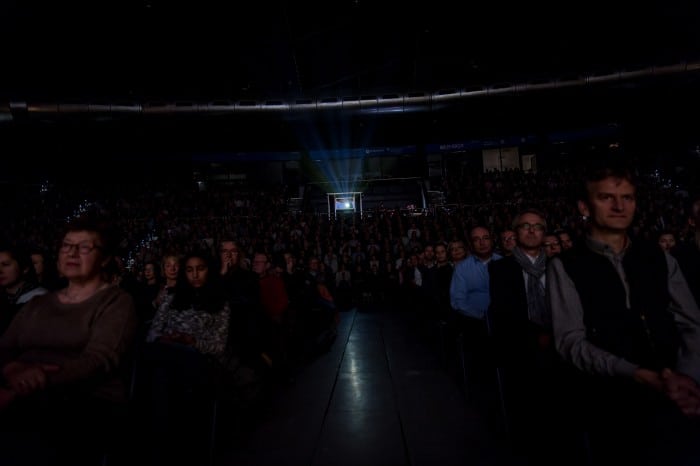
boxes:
[548,163,700,466]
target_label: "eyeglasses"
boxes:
[544,241,561,247]
[60,241,101,255]
[516,223,546,232]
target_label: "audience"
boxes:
[1,160,698,465]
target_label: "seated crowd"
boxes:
[0,162,698,465]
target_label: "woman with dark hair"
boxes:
[143,249,231,466]
[0,211,137,465]
[146,250,230,358]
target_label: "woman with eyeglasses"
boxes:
[0,210,137,465]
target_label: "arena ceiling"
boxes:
[3,2,700,100]
[2,1,700,153]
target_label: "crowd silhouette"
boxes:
[0,157,698,465]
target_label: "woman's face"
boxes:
[185,257,208,288]
[163,256,179,281]
[143,263,156,281]
[449,241,467,262]
[31,253,45,276]
[0,252,22,289]
[58,230,105,282]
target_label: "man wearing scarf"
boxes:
[549,163,700,466]
[489,208,572,465]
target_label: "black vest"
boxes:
[560,240,679,371]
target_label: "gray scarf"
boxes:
[511,246,549,328]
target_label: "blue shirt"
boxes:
[450,253,502,319]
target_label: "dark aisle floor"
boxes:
[216,306,519,466]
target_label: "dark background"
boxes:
[2,1,700,173]
[4,1,700,100]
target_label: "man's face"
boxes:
[543,235,561,257]
[515,213,546,250]
[219,240,239,266]
[558,232,573,250]
[423,246,435,262]
[252,254,268,276]
[435,245,448,263]
[579,177,636,233]
[658,233,676,252]
[470,227,493,258]
[500,230,516,253]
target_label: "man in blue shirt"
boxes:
[449,225,501,404]
[451,226,502,319]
